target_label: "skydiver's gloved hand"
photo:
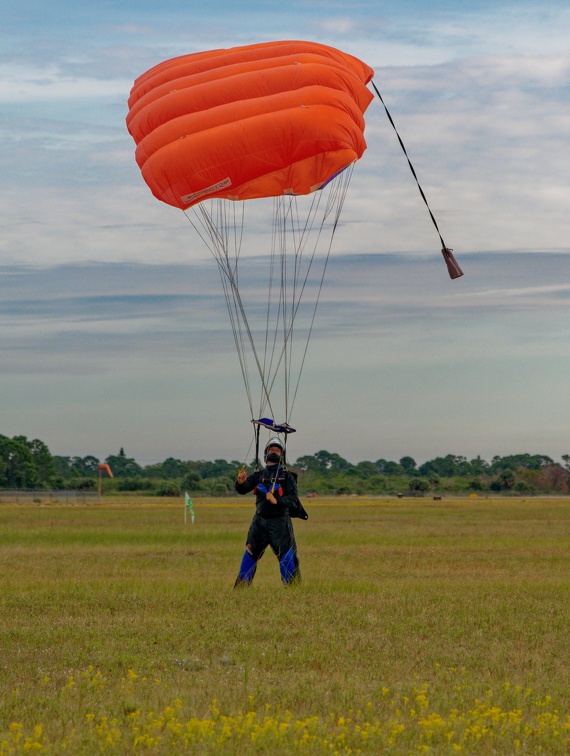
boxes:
[237,470,247,484]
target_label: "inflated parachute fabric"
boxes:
[126,40,374,210]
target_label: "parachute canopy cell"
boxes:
[126,40,374,210]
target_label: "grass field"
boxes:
[0,495,568,753]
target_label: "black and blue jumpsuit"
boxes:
[234,465,302,586]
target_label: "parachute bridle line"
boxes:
[371,80,463,279]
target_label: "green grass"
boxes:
[0,496,568,753]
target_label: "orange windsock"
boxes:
[98,463,114,478]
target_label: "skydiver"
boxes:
[234,438,307,587]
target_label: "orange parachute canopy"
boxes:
[126,40,374,210]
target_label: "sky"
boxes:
[1,0,570,466]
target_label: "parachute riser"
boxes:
[254,421,261,471]
[252,417,294,483]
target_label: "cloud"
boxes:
[4,251,570,462]
[2,251,570,373]
[319,17,359,35]
[351,49,570,254]
[0,63,131,102]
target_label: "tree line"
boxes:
[2,433,570,496]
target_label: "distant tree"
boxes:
[181,471,203,490]
[382,461,403,475]
[531,455,555,469]
[5,433,570,496]
[408,477,430,493]
[52,456,73,478]
[336,485,352,495]
[490,454,554,472]
[453,456,473,476]
[160,457,189,478]
[141,462,162,478]
[399,456,417,474]
[195,459,236,479]
[501,469,516,488]
[117,477,154,492]
[105,450,142,478]
[469,456,490,475]
[419,455,470,478]
[71,456,100,477]
[155,481,181,497]
[515,480,532,493]
[490,469,516,491]
[313,450,335,469]
[314,450,353,473]
[562,454,570,489]
[206,477,234,495]
[24,438,56,484]
[539,464,567,492]
[294,455,322,473]
[0,438,38,488]
[355,461,379,478]
[74,478,97,491]
[292,451,353,474]
[366,475,386,492]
